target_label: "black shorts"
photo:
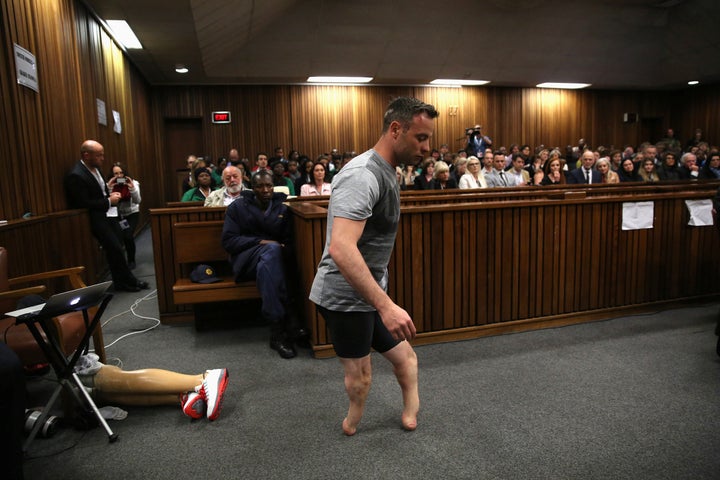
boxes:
[317,306,399,358]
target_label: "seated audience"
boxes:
[596,158,619,184]
[252,153,270,173]
[270,160,295,195]
[526,149,549,181]
[618,158,641,182]
[609,150,623,172]
[679,152,700,180]
[540,157,567,185]
[205,165,245,206]
[507,153,531,186]
[450,157,468,184]
[286,158,300,182]
[182,155,198,193]
[181,167,217,202]
[458,156,487,189]
[429,161,458,190]
[699,151,720,179]
[481,150,494,176]
[402,163,417,189]
[300,162,332,196]
[413,158,435,190]
[294,157,314,194]
[486,152,518,187]
[567,150,601,184]
[657,152,682,181]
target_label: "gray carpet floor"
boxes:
[21,229,720,480]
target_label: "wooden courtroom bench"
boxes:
[171,221,260,307]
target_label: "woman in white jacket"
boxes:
[108,163,142,269]
[458,156,488,189]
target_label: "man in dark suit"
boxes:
[64,140,149,292]
[567,150,602,184]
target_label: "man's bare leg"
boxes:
[338,355,372,436]
[381,341,419,430]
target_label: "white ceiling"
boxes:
[82,0,720,89]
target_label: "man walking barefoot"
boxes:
[310,97,438,435]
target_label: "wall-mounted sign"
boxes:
[212,111,231,124]
[97,99,107,126]
[14,43,38,92]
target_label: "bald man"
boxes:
[65,140,149,292]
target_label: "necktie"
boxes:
[499,171,507,186]
[585,169,591,184]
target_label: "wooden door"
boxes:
[164,118,203,203]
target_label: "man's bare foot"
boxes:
[342,417,358,436]
[401,411,418,431]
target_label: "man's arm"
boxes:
[328,217,416,341]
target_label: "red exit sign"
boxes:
[212,111,231,124]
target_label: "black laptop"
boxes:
[5,281,113,322]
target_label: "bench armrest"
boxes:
[9,266,87,290]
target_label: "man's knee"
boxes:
[342,358,372,395]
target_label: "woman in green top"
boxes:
[181,167,217,202]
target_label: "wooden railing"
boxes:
[0,210,105,291]
[149,183,720,357]
[292,182,720,357]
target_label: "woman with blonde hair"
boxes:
[638,158,660,183]
[458,156,487,189]
[596,158,619,184]
[429,161,458,190]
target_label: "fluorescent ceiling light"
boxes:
[688,80,699,85]
[430,79,490,86]
[536,82,591,89]
[106,20,143,49]
[175,65,189,74]
[307,76,373,84]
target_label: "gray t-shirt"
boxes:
[309,149,400,311]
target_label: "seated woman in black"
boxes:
[657,152,682,181]
[413,158,435,190]
[618,158,641,182]
[429,161,458,190]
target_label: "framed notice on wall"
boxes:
[14,44,38,92]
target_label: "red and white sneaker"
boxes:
[198,368,229,421]
[180,391,206,420]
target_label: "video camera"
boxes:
[465,126,482,137]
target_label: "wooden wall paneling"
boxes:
[438,211,453,329]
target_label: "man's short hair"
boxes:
[382,97,439,133]
[252,170,273,185]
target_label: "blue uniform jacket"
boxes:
[221,190,291,281]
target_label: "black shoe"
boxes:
[136,280,150,290]
[289,327,311,349]
[270,337,297,359]
[114,282,141,292]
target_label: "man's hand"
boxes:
[109,192,121,205]
[378,302,416,342]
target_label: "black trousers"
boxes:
[91,219,138,287]
[0,343,25,479]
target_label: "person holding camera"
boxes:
[65,140,149,292]
[107,163,141,269]
[465,124,492,157]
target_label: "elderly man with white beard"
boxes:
[205,165,245,206]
